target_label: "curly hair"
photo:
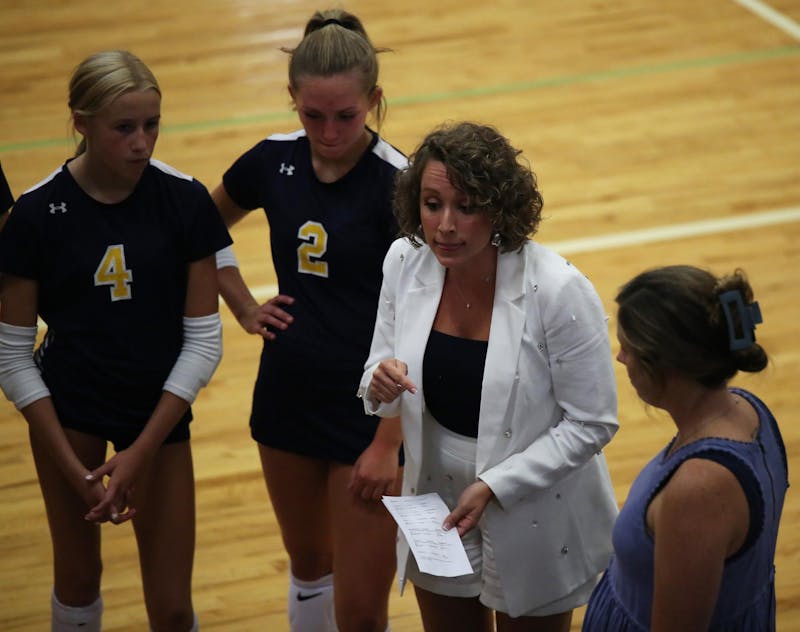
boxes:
[616,265,768,389]
[393,121,543,252]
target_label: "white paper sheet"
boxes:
[381,492,473,577]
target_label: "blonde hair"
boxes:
[284,9,388,129]
[69,50,160,155]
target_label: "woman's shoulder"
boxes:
[522,240,583,276]
[660,455,751,529]
[387,236,432,261]
[382,237,435,279]
[147,159,214,199]
[519,240,602,299]
[18,164,67,197]
[10,164,70,219]
[370,134,408,170]
[238,129,307,159]
[661,440,760,516]
[266,129,306,143]
[148,159,197,183]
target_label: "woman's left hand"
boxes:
[443,480,495,537]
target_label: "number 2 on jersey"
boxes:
[297,221,329,278]
[94,244,133,301]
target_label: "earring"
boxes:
[491,232,502,247]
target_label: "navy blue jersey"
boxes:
[0,160,232,427]
[223,129,407,372]
[0,161,12,215]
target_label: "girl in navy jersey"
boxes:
[212,8,407,632]
[0,50,231,631]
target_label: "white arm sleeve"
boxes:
[215,245,239,269]
[163,313,223,403]
[0,322,51,410]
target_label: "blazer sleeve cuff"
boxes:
[358,363,401,418]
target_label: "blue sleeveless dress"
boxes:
[582,388,788,631]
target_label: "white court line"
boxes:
[732,0,800,41]
[249,206,800,300]
[547,206,800,254]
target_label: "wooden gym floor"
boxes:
[1,0,799,629]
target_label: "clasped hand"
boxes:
[82,447,146,525]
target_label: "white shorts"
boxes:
[406,418,596,616]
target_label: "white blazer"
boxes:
[359,238,619,617]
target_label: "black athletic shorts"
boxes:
[250,350,404,466]
[61,410,191,452]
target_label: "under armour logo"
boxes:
[279,162,295,176]
[49,202,68,214]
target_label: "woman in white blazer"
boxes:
[358,122,619,631]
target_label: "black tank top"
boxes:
[423,329,488,438]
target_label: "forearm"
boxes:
[129,391,191,457]
[211,187,255,323]
[479,417,612,509]
[370,416,403,452]
[22,397,92,484]
[217,266,258,323]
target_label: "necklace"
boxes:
[451,273,492,309]
[668,396,740,457]
[453,278,473,309]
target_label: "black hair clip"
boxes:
[719,289,763,351]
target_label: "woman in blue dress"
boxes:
[583,265,788,631]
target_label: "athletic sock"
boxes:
[288,572,337,632]
[51,591,102,632]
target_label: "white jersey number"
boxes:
[94,244,133,301]
[297,221,329,278]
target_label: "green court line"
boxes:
[2,45,798,154]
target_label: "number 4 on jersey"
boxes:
[94,244,133,301]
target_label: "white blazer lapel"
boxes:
[397,256,442,389]
[476,250,527,472]
[396,249,444,461]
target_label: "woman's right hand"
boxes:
[239,294,295,340]
[369,358,417,403]
[81,474,133,525]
